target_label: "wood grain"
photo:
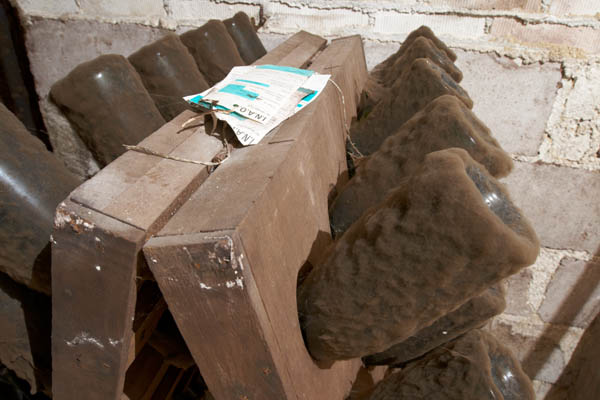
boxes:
[254,31,327,68]
[52,31,329,400]
[144,35,368,399]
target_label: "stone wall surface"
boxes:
[6,0,600,398]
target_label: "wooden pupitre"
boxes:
[52,32,368,400]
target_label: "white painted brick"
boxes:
[263,0,540,13]
[77,0,166,19]
[165,0,260,26]
[373,11,485,40]
[455,49,561,156]
[501,161,600,253]
[13,0,79,17]
[562,64,600,122]
[549,0,600,16]
[257,32,291,53]
[541,63,600,168]
[263,0,415,10]
[362,40,400,71]
[491,18,600,55]
[263,3,369,35]
[424,0,541,12]
[25,19,168,97]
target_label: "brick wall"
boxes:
[8,0,600,398]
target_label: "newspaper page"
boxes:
[184,65,330,145]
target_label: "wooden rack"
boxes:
[52,32,368,400]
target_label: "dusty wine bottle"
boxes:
[223,12,267,64]
[180,20,245,85]
[299,148,539,361]
[371,25,457,83]
[350,58,472,155]
[129,33,210,121]
[363,283,506,367]
[332,95,512,236]
[367,330,535,400]
[50,54,165,166]
[360,35,463,117]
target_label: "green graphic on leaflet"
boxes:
[297,87,317,108]
[256,64,315,76]
[219,84,260,100]
[235,79,270,87]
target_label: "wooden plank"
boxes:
[310,35,368,137]
[147,315,195,370]
[156,142,292,234]
[144,35,368,400]
[52,128,219,400]
[70,111,207,212]
[254,31,327,68]
[101,130,222,232]
[125,313,195,400]
[172,368,197,397]
[265,35,367,151]
[123,345,167,399]
[52,200,144,400]
[150,365,185,400]
[52,32,328,400]
[145,231,291,399]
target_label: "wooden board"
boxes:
[51,122,221,400]
[51,32,327,400]
[52,200,144,400]
[254,31,327,68]
[144,35,368,400]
